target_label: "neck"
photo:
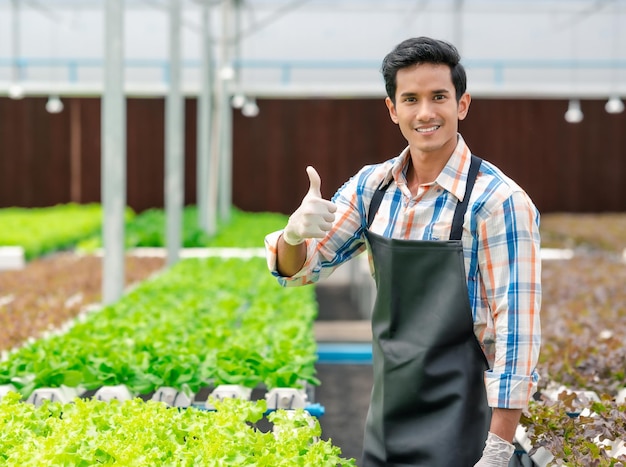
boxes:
[406,152,448,189]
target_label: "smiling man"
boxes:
[265,36,542,467]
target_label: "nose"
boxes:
[414,101,436,121]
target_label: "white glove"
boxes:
[474,432,515,467]
[282,166,337,246]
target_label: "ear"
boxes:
[385,97,399,124]
[457,92,471,121]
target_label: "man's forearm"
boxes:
[276,234,307,277]
[489,408,522,443]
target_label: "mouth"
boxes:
[415,125,440,134]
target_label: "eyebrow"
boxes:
[399,89,451,98]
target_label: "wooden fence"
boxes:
[1,96,624,214]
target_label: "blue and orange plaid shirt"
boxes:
[265,134,542,409]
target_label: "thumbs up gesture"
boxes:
[282,166,338,246]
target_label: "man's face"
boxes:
[385,63,470,161]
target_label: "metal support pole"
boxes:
[197,0,216,235]
[9,0,24,99]
[102,0,126,304]
[11,0,20,83]
[219,84,233,222]
[165,0,184,266]
[453,0,464,53]
[218,0,233,223]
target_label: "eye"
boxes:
[403,96,417,103]
[433,94,446,101]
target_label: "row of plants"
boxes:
[0,391,355,466]
[539,212,626,254]
[0,203,288,261]
[76,205,289,251]
[2,204,622,259]
[0,203,105,260]
[0,257,319,399]
[538,255,626,396]
[5,204,623,262]
[539,214,625,466]
[519,215,626,467]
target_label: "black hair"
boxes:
[381,36,467,103]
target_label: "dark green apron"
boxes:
[362,155,491,466]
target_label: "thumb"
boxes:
[305,166,323,198]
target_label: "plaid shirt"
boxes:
[265,135,542,409]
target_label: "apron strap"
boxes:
[449,154,482,241]
[366,154,483,238]
[367,178,391,230]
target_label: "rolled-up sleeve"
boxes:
[479,190,542,409]
[264,230,329,287]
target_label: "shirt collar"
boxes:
[383,134,473,202]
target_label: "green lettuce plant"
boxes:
[0,391,355,466]
[0,257,319,397]
[0,204,106,260]
[77,206,289,251]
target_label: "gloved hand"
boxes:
[282,166,337,246]
[474,432,515,467]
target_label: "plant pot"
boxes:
[93,384,135,402]
[205,384,252,410]
[151,386,195,407]
[265,387,309,410]
[26,385,81,406]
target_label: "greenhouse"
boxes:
[1,1,626,466]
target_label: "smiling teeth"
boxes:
[417,126,439,132]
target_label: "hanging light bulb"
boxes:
[219,65,235,81]
[241,97,259,117]
[564,99,583,123]
[605,96,624,114]
[231,93,246,109]
[45,95,64,114]
[8,84,24,99]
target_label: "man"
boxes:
[264,36,541,466]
